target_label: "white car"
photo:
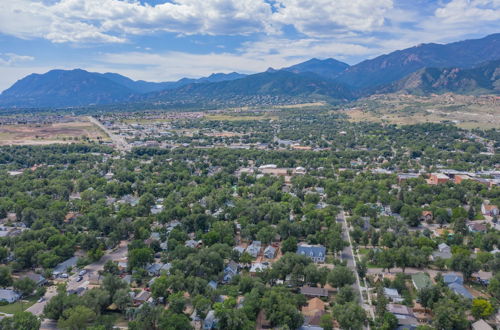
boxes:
[78,270,87,276]
[60,273,69,278]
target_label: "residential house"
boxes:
[21,273,47,287]
[296,244,326,263]
[52,256,78,277]
[249,262,269,275]
[421,211,433,223]
[432,243,452,260]
[454,174,472,184]
[0,289,20,303]
[384,287,403,303]
[472,271,493,285]
[246,241,262,258]
[468,222,488,233]
[263,246,276,259]
[185,240,202,249]
[300,286,329,298]
[301,298,326,327]
[208,280,218,290]
[146,263,171,277]
[481,203,499,216]
[472,319,493,330]
[428,173,450,185]
[223,261,238,283]
[397,173,420,183]
[443,273,473,299]
[388,304,418,330]
[233,246,245,255]
[204,310,218,330]
[411,273,431,291]
[133,290,152,306]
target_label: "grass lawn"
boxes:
[0,296,37,314]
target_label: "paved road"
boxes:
[337,211,375,322]
[87,116,130,151]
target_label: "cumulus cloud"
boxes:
[0,53,35,66]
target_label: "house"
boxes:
[249,262,269,275]
[146,263,171,276]
[421,211,433,223]
[388,304,418,330]
[472,271,493,285]
[185,240,202,249]
[481,203,499,216]
[428,173,450,185]
[21,273,47,287]
[468,222,488,233]
[443,273,463,285]
[301,298,326,327]
[454,174,472,184]
[384,287,403,303]
[0,289,20,303]
[397,173,420,183]
[432,243,452,260]
[246,241,262,258]
[133,290,152,306]
[411,273,431,291]
[296,244,326,263]
[204,310,218,330]
[233,246,245,255]
[300,286,329,298]
[263,246,276,259]
[472,319,493,330]
[208,280,218,290]
[52,256,78,277]
[448,282,473,299]
[223,261,238,283]
[150,204,164,215]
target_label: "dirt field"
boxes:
[345,93,500,129]
[0,118,110,146]
[205,114,278,121]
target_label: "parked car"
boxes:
[60,273,69,279]
[76,276,83,282]
[79,270,87,276]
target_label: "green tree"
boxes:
[157,311,193,330]
[0,311,41,330]
[57,305,97,330]
[432,297,467,330]
[281,237,298,254]
[471,298,494,319]
[0,266,12,287]
[332,302,366,330]
[327,266,355,288]
[128,247,153,271]
[13,277,36,297]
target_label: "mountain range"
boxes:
[0,33,499,109]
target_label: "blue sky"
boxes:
[0,0,499,91]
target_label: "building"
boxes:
[52,256,78,277]
[428,173,450,185]
[481,203,499,216]
[245,241,262,258]
[384,288,403,303]
[432,243,452,260]
[454,174,472,184]
[146,263,171,276]
[296,244,326,263]
[421,211,433,222]
[472,271,493,285]
[249,262,269,275]
[21,273,47,287]
[472,319,493,330]
[388,304,418,330]
[133,290,152,306]
[223,261,239,283]
[397,173,420,183]
[411,273,431,291]
[443,273,473,299]
[263,246,276,259]
[204,310,218,330]
[300,286,329,298]
[301,298,326,327]
[468,222,488,233]
[0,289,20,303]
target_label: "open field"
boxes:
[0,117,110,146]
[346,93,500,129]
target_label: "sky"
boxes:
[0,0,499,92]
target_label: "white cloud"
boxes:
[271,0,394,37]
[435,0,500,24]
[0,53,35,66]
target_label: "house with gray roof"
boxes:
[52,256,78,277]
[384,287,403,303]
[246,241,262,258]
[223,261,238,283]
[263,245,276,259]
[296,244,326,263]
[204,310,218,329]
[432,243,452,260]
[0,289,20,303]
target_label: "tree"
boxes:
[57,305,97,330]
[0,311,41,330]
[157,311,193,330]
[128,247,154,271]
[327,266,355,288]
[214,298,254,330]
[432,297,467,330]
[281,237,298,254]
[471,298,494,319]
[488,273,500,299]
[395,246,412,273]
[113,288,132,311]
[13,277,36,297]
[0,266,12,287]
[336,285,356,304]
[261,287,304,329]
[332,302,366,330]
[167,292,187,314]
[379,312,398,330]
[320,314,333,330]
[102,274,127,299]
[103,260,120,275]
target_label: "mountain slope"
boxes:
[336,33,500,89]
[150,70,354,103]
[0,69,136,108]
[377,60,500,95]
[281,58,350,79]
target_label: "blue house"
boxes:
[443,273,473,299]
[296,244,326,263]
[223,260,238,283]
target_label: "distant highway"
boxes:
[87,116,130,151]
